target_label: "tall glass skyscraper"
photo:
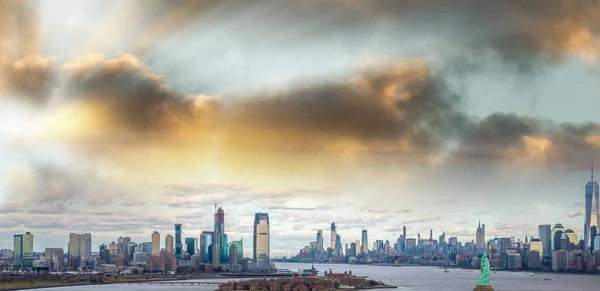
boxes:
[585,163,599,253]
[200,231,214,264]
[185,237,196,256]
[361,229,368,254]
[213,207,225,264]
[253,212,270,270]
[538,224,551,259]
[175,224,182,259]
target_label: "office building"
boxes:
[185,237,196,255]
[361,230,368,254]
[585,162,600,253]
[529,238,543,254]
[175,224,182,259]
[538,224,551,255]
[476,221,485,252]
[152,231,160,256]
[140,242,152,254]
[165,234,174,253]
[552,249,573,271]
[200,231,214,264]
[214,207,225,265]
[317,229,324,252]
[330,223,337,250]
[13,234,23,269]
[229,239,243,259]
[253,212,270,270]
[44,248,64,271]
[551,223,565,251]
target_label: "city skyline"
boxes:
[2,0,600,259]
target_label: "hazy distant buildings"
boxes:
[317,229,324,252]
[253,212,270,270]
[151,231,160,256]
[585,164,599,253]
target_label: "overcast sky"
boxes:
[1,0,600,256]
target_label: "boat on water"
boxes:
[544,278,552,281]
[444,268,450,273]
[339,284,355,289]
[529,272,534,276]
[299,264,318,276]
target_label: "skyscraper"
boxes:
[175,224,182,259]
[185,238,196,255]
[200,231,213,264]
[213,207,225,265]
[552,223,565,251]
[361,230,368,254]
[22,232,33,269]
[151,231,160,256]
[253,212,270,270]
[165,234,174,253]
[13,234,22,269]
[585,162,600,253]
[538,224,551,256]
[317,229,324,252]
[68,233,91,269]
[80,233,92,258]
[330,223,337,250]
[476,221,485,252]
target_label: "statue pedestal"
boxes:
[473,286,494,291]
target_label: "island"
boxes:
[217,271,397,291]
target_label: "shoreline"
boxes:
[0,277,182,291]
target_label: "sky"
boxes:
[1,0,600,257]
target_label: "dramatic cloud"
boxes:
[568,208,585,218]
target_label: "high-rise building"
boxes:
[44,248,64,271]
[152,231,160,256]
[330,223,337,250]
[13,234,23,269]
[317,229,324,252]
[68,233,92,269]
[538,224,551,255]
[200,231,214,264]
[253,212,270,270]
[355,239,360,255]
[529,238,543,254]
[229,239,243,259]
[402,225,407,252]
[585,162,600,253]
[229,244,238,265]
[185,237,196,255]
[175,224,183,259]
[140,242,152,254]
[361,230,368,254]
[213,207,225,265]
[165,235,174,253]
[476,221,485,252]
[81,233,91,258]
[551,223,565,251]
[22,232,33,269]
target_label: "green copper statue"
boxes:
[477,244,491,286]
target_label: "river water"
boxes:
[21,262,599,291]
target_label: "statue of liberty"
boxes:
[475,242,493,290]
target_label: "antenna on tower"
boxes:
[211,192,217,212]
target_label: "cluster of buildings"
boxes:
[2,208,272,274]
[289,166,600,273]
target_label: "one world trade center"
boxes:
[585,161,600,253]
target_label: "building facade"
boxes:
[585,164,600,253]
[253,212,270,270]
[152,231,160,256]
[361,230,368,254]
[175,224,182,259]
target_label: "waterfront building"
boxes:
[551,223,565,251]
[175,224,183,259]
[200,231,214,263]
[44,248,64,271]
[152,231,160,256]
[165,234,174,253]
[317,229,324,252]
[538,224,551,255]
[229,238,243,259]
[552,249,573,271]
[529,238,543,254]
[253,212,270,270]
